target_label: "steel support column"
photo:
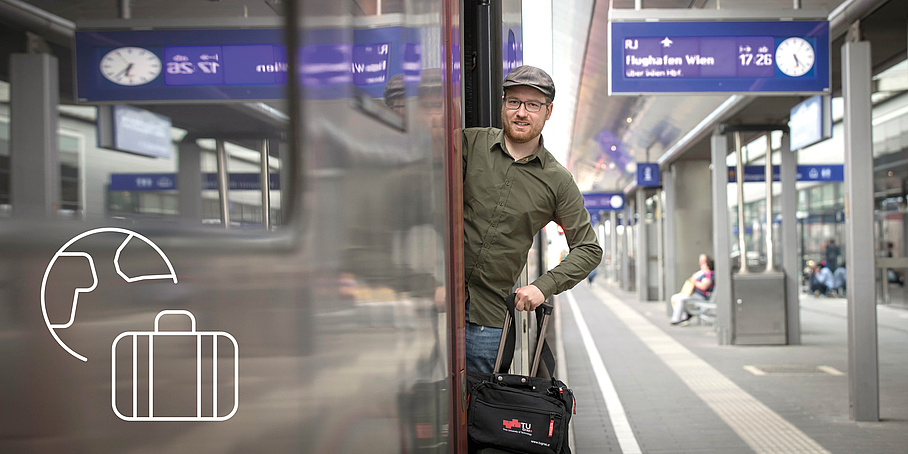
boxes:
[260,139,272,230]
[623,201,633,291]
[663,166,676,316]
[780,132,801,344]
[636,189,648,301]
[215,139,231,229]
[10,53,59,218]
[610,211,618,284]
[842,40,879,422]
[177,141,203,223]
[711,132,733,345]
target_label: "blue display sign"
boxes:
[76,29,288,102]
[110,173,280,191]
[636,163,661,187]
[76,27,422,102]
[352,43,389,86]
[503,27,523,76]
[727,164,844,183]
[609,21,830,94]
[584,193,626,211]
[97,105,173,158]
[789,95,832,151]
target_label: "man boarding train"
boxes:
[462,65,603,373]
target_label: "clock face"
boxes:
[775,37,815,77]
[100,47,162,86]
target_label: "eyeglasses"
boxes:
[503,97,549,113]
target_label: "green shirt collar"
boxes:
[492,128,547,169]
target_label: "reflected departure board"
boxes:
[75,27,420,102]
[161,44,287,86]
[76,29,288,102]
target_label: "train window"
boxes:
[0,44,291,230]
[0,0,297,232]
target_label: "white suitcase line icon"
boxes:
[111,310,239,421]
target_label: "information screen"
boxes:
[609,21,830,94]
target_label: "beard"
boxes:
[502,112,545,144]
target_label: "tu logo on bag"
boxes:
[502,419,532,435]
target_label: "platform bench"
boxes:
[683,295,716,325]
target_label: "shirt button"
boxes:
[505,181,511,186]
[499,202,504,206]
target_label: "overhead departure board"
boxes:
[75,27,420,102]
[76,29,287,102]
[583,193,625,211]
[609,20,830,94]
[160,44,287,86]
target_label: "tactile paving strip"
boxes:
[591,286,832,454]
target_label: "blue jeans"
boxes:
[465,298,504,374]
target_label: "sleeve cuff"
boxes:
[531,274,558,300]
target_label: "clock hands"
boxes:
[114,63,134,80]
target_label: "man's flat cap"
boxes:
[502,65,555,101]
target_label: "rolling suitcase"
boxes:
[467,294,575,454]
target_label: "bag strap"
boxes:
[493,294,557,378]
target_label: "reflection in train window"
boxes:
[0,108,85,218]
[351,0,404,15]
[347,0,412,129]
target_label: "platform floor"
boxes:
[557,281,908,454]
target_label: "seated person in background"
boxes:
[832,265,846,296]
[670,254,715,325]
[809,260,834,296]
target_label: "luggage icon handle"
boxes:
[155,309,196,332]
[111,310,239,422]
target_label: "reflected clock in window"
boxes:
[100,47,162,86]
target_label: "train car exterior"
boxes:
[0,0,534,452]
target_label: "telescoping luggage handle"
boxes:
[493,293,555,377]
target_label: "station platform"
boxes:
[556,281,908,453]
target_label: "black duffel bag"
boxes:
[467,294,574,454]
